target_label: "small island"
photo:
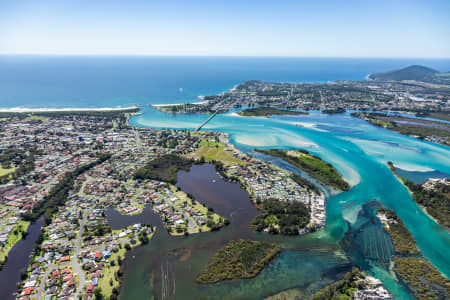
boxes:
[352,112,450,146]
[196,239,281,284]
[237,106,308,117]
[255,149,350,191]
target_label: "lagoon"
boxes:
[125,107,450,299]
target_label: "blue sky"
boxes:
[0,0,449,57]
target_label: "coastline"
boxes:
[0,106,140,113]
[151,101,208,108]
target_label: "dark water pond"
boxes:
[106,205,163,230]
[115,164,354,300]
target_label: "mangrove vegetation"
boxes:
[196,239,281,284]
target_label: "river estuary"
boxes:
[107,107,450,299]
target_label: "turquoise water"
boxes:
[130,108,450,299]
[2,56,449,298]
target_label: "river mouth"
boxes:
[114,163,357,300]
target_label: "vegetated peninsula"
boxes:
[376,208,419,254]
[376,208,450,300]
[196,239,280,284]
[237,106,308,117]
[251,198,310,235]
[369,65,450,85]
[352,112,450,146]
[406,178,450,229]
[255,149,350,191]
[387,162,450,228]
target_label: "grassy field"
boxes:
[369,118,394,129]
[96,246,125,298]
[190,139,247,166]
[97,230,155,299]
[0,220,31,263]
[0,166,15,177]
[26,115,49,121]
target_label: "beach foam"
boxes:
[0,106,140,112]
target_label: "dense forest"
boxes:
[196,239,280,284]
[387,162,449,228]
[251,198,310,235]
[394,257,450,300]
[369,65,437,81]
[376,196,449,300]
[377,208,420,254]
[405,181,450,228]
[134,154,194,184]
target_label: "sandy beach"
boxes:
[0,106,140,113]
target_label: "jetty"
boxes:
[195,110,218,132]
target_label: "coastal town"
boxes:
[154,78,450,114]
[0,110,328,299]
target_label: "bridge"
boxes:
[194,110,218,132]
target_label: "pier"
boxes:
[195,110,218,132]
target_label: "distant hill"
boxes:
[369,65,439,81]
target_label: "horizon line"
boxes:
[1,53,450,60]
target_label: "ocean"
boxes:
[1,55,450,108]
